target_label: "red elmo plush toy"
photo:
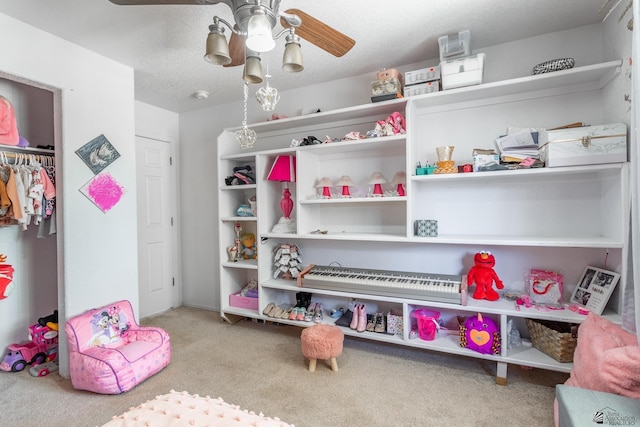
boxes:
[467,251,503,301]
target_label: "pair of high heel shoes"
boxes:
[349,304,368,332]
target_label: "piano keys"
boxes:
[298,264,468,305]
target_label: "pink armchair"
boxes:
[65,300,171,394]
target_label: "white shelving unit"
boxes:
[217,60,627,384]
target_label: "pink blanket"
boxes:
[564,313,640,399]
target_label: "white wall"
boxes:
[0,13,138,378]
[135,101,180,143]
[179,24,609,311]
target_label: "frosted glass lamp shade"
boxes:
[204,30,231,65]
[282,41,303,72]
[243,55,264,84]
[246,11,275,52]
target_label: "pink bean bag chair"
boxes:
[65,300,171,394]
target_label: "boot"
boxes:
[349,304,359,330]
[357,304,367,332]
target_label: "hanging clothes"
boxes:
[0,151,55,233]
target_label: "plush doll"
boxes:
[241,233,257,260]
[467,251,503,301]
[459,312,501,355]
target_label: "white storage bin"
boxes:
[440,53,485,90]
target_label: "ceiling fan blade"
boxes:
[224,28,246,67]
[108,0,222,5]
[281,9,355,57]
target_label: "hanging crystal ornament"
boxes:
[235,82,257,149]
[256,73,280,111]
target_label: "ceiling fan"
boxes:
[108,0,356,76]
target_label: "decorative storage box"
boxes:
[371,77,403,97]
[539,123,627,167]
[405,66,440,86]
[229,292,258,310]
[404,81,440,97]
[386,310,403,335]
[440,53,485,90]
[525,318,578,362]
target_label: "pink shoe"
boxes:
[357,304,367,332]
[349,304,359,330]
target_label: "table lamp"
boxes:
[335,175,355,197]
[316,177,334,198]
[267,155,296,233]
[368,172,388,197]
[391,171,406,196]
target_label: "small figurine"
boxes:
[234,222,242,260]
[241,233,257,260]
[467,251,504,301]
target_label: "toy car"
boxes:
[29,360,59,377]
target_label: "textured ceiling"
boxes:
[0,0,611,113]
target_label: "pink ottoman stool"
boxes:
[300,324,344,372]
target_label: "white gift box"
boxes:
[539,123,627,167]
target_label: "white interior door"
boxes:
[136,136,177,317]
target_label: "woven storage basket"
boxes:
[525,318,578,363]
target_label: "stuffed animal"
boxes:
[467,251,503,301]
[459,312,501,355]
[241,233,257,260]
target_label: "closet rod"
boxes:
[0,151,54,162]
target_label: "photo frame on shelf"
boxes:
[569,266,620,315]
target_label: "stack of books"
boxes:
[495,128,540,163]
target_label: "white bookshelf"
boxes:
[217,60,626,384]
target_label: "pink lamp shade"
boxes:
[368,172,388,197]
[391,171,406,196]
[315,177,334,198]
[267,155,296,219]
[335,175,354,197]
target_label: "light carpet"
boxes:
[1,306,569,427]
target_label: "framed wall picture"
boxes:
[569,266,620,315]
[75,134,120,175]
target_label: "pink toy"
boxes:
[387,111,406,134]
[459,312,501,355]
[467,251,504,301]
[1,322,58,372]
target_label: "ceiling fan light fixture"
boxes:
[246,8,276,53]
[204,21,231,65]
[282,33,303,73]
[243,54,264,84]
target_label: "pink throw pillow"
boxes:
[565,313,640,399]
